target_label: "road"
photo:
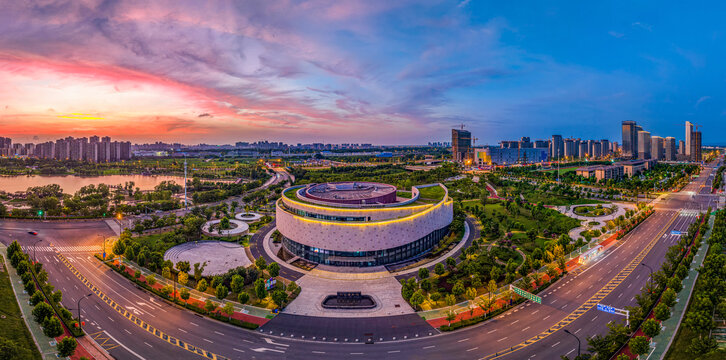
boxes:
[0,161,720,360]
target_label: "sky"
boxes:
[1,1,725,145]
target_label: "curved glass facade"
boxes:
[282,226,450,267]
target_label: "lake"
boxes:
[0,175,186,194]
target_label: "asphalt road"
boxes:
[0,161,721,360]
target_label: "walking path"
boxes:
[648,215,714,360]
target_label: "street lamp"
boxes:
[640,263,654,291]
[32,239,42,263]
[563,329,581,357]
[77,293,92,330]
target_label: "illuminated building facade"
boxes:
[276,182,453,267]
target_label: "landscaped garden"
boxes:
[573,204,614,217]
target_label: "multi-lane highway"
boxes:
[0,161,720,360]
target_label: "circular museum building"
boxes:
[276,182,453,267]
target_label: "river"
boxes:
[0,175,185,194]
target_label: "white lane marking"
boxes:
[233,348,245,353]
[214,331,224,336]
[487,329,497,334]
[552,341,560,347]
[387,350,400,354]
[124,329,131,334]
[312,351,326,354]
[423,345,436,349]
[458,338,470,343]
[203,338,213,343]
[467,347,479,352]
[144,342,153,348]
[263,337,290,347]
[543,315,551,320]
[178,328,187,333]
[96,331,146,360]
[521,326,530,332]
[497,337,508,342]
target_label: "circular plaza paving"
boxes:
[163,241,252,276]
[201,219,249,237]
[234,212,263,222]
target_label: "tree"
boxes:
[215,285,229,300]
[660,288,677,308]
[487,280,497,302]
[418,267,429,279]
[178,272,189,286]
[409,290,425,310]
[222,302,235,320]
[288,281,298,293]
[180,288,190,304]
[193,262,207,282]
[146,275,156,286]
[452,282,465,298]
[446,257,456,271]
[445,310,457,326]
[445,294,456,308]
[420,279,432,292]
[255,278,267,300]
[629,336,650,358]
[196,279,208,292]
[32,302,53,323]
[57,337,77,358]
[204,299,217,314]
[434,263,445,276]
[237,292,250,305]
[255,257,267,270]
[112,240,126,257]
[162,267,171,280]
[465,287,478,301]
[641,318,661,338]
[271,290,288,309]
[160,285,173,297]
[653,303,670,321]
[43,316,63,337]
[268,262,280,278]
[230,275,244,293]
[176,261,191,274]
[29,290,44,306]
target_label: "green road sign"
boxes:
[510,285,542,304]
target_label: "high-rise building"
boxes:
[691,131,702,162]
[564,138,577,159]
[451,129,472,163]
[592,142,602,158]
[534,140,549,149]
[678,140,685,155]
[550,135,564,160]
[685,121,693,157]
[621,121,638,159]
[600,139,610,157]
[519,137,533,148]
[637,130,651,160]
[578,142,588,158]
[664,137,676,161]
[650,136,664,160]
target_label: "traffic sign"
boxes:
[596,303,618,314]
[596,303,630,325]
[670,230,682,236]
[510,285,542,304]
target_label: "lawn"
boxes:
[417,185,446,201]
[0,256,43,360]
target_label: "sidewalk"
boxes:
[647,215,714,360]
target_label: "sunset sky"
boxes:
[1,1,725,145]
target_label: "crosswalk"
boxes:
[679,210,701,217]
[22,245,100,253]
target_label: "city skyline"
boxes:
[2,1,726,145]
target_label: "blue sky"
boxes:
[1,1,724,144]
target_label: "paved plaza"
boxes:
[163,241,252,276]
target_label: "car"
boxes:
[28,231,38,235]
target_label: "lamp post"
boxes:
[77,293,92,330]
[32,239,42,264]
[640,263,654,291]
[563,329,581,358]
